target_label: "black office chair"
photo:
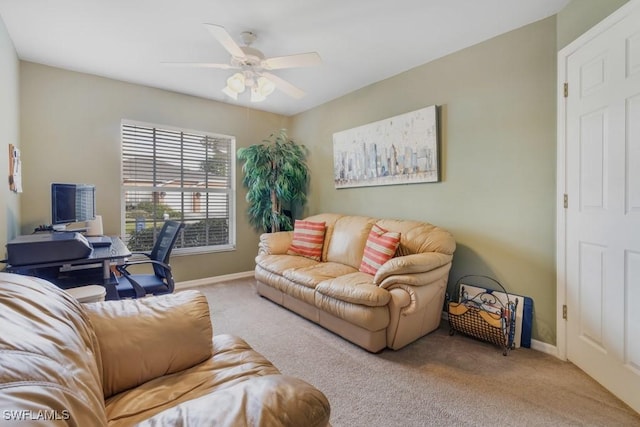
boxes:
[115,220,184,299]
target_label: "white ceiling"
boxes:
[0,0,569,116]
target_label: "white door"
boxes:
[563,1,640,413]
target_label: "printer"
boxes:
[6,232,92,266]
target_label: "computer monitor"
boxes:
[51,183,96,228]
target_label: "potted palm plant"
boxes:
[237,129,309,232]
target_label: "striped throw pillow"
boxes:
[359,224,401,275]
[287,220,326,261]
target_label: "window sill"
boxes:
[172,244,236,257]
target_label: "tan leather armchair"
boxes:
[0,272,330,426]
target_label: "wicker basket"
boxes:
[448,275,515,356]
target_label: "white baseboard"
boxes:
[175,271,255,290]
[530,339,558,357]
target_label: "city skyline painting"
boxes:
[333,105,440,189]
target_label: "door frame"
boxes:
[556,0,639,362]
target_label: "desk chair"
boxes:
[115,220,184,299]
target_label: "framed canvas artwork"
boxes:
[333,105,440,189]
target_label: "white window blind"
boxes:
[121,121,235,254]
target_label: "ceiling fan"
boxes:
[165,24,322,102]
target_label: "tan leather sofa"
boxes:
[255,213,456,352]
[0,272,330,426]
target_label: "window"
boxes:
[121,121,235,254]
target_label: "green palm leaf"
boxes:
[237,129,309,233]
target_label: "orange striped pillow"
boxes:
[359,224,401,275]
[287,220,326,261]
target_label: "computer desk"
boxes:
[5,236,131,300]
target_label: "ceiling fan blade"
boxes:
[261,72,306,99]
[262,52,321,70]
[161,62,239,70]
[203,23,245,58]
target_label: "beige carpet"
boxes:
[193,278,640,427]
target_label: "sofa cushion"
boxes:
[375,219,456,256]
[104,334,330,427]
[359,224,401,274]
[256,254,319,276]
[287,220,326,261]
[134,375,331,427]
[316,273,391,307]
[302,213,343,261]
[283,262,358,289]
[85,291,213,398]
[325,216,376,269]
[104,334,283,425]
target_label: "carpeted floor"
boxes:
[191,278,640,427]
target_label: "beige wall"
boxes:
[19,62,290,280]
[557,0,629,49]
[0,16,20,253]
[287,2,627,346]
[291,17,558,344]
[12,2,624,345]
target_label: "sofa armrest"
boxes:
[135,375,331,427]
[379,264,452,315]
[373,252,452,284]
[84,290,213,398]
[258,231,294,255]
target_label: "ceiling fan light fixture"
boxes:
[170,25,320,103]
[226,72,245,93]
[250,87,266,102]
[222,86,238,100]
[257,76,275,96]
[249,76,276,102]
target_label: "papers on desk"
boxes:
[87,236,112,247]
